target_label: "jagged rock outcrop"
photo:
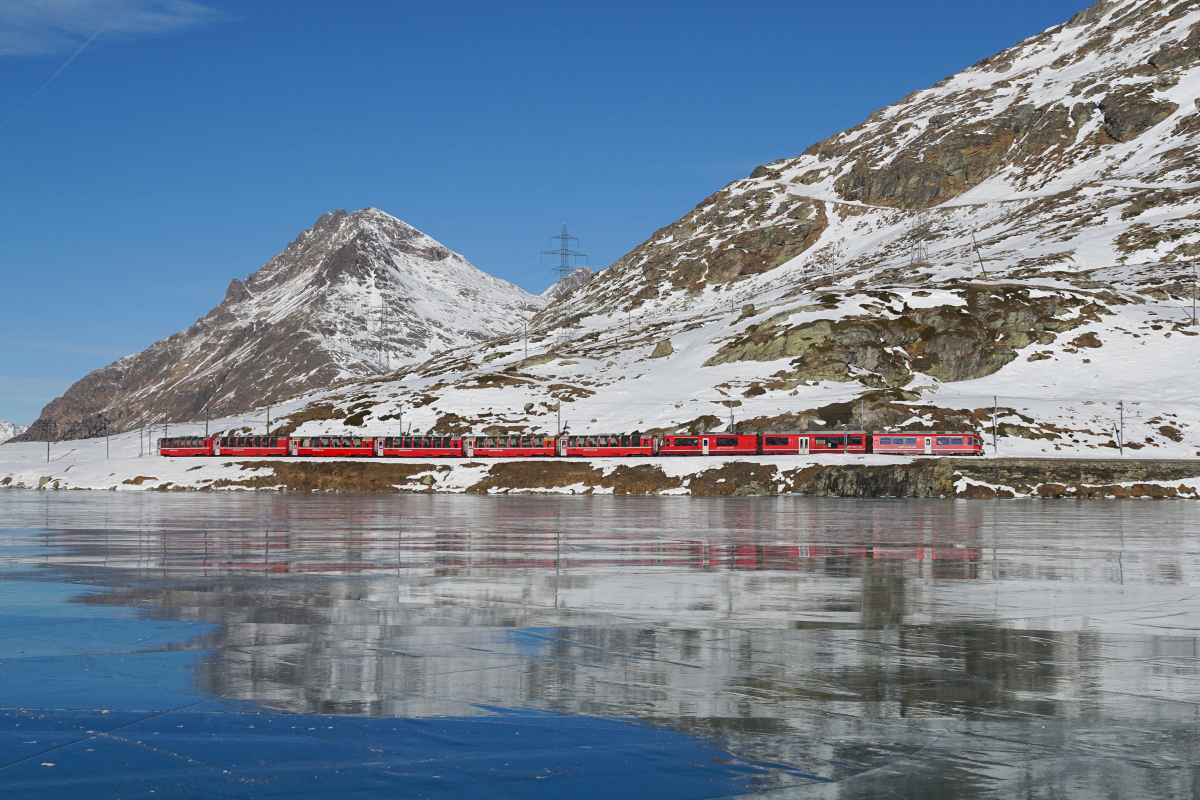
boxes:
[541,266,595,300]
[17,209,543,441]
[704,285,1120,387]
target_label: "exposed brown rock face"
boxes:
[704,285,1117,387]
[17,209,542,442]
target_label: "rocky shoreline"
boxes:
[4,456,1198,498]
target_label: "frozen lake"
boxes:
[0,491,1197,798]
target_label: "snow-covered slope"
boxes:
[19,0,1200,462]
[235,0,1200,459]
[0,421,27,444]
[18,208,544,441]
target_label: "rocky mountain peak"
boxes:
[0,421,27,444]
[17,209,543,442]
[541,266,595,300]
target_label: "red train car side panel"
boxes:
[872,432,983,456]
[759,432,868,455]
[378,436,463,457]
[290,436,375,457]
[559,433,654,457]
[657,434,758,456]
[213,436,289,457]
[464,435,556,458]
[159,436,214,456]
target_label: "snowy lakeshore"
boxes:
[2,433,1198,498]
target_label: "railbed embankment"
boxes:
[5,455,1195,497]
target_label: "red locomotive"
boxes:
[159,429,984,459]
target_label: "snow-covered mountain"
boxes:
[18,208,544,441]
[248,0,1200,458]
[0,421,27,444]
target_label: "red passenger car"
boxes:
[159,436,214,456]
[463,435,556,457]
[289,436,375,457]
[656,433,758,456]
[557,433,655,457]
[872,432,984,456]
[377,435,464,457]
[759,432,868,455]
[213,436,289,457]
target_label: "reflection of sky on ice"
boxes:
[0,493,1197,798]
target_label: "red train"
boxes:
[160,431,984,458]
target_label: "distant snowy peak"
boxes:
[541,266,595,300]
[18,208,545,441]
[0,421,27,444]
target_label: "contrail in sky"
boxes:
[0,23,110,131]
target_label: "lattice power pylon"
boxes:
[543,223,587,283]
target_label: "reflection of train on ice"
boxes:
[159,430,984,458]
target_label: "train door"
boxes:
[923,436,933,455]
[556,437,566,456]
[213,439,221,456]
[798,436,809,455]
[374,438,383,457]
[288,439,297,456]
[702,437,710,455]
[464,438,475,457]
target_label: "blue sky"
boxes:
[0,0,1092,424]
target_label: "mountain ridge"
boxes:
[17,208,543,442]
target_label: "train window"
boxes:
[951,437,963,445]
[586,436,597,447]
[879,437,890,444]
[937,437,949,445]
[765,437,788,446]
[674,437,698,447]
[905,438,916,445]
[850,436,863,445]
[715,438,738,447]
[619,435,629,447]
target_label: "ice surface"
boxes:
[0,492,1197,797]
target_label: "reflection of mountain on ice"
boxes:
[48,493,1199,794]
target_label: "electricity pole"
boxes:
[523,322,529,360]
[266,404,271,435]
[992,396,998,452]
[543,224,587,284]
[205,406,209,438]
[1117,400,1124,455]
